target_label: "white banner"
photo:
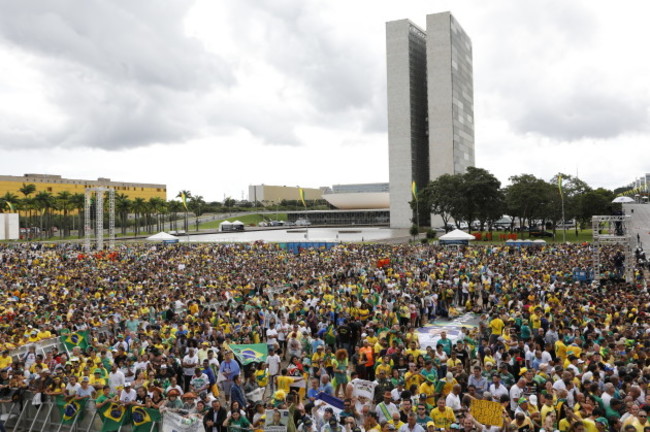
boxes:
[352,379,377,400]
[247,387,266,403]
[162,411,205,432]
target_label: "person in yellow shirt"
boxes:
[0,351,12,370]
[429,398,456,429]
[405,364,424,390]
[89,368,107,390]
[276,369,294,394]
[489,316,505,343]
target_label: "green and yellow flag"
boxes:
[228,343,268,365]
[180,192,189,211]
[131,406,161,432]
[100,402,130,432]
[56,396,87,425]
[411,181,418,201]
[61,330,89,351]
[298,188,307,208]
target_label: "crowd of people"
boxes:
[0,241,648,432]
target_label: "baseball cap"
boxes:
[427,422,436,428]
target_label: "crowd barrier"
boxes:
[2,390,161,432]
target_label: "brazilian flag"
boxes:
[61,330,89,351]
[100,402,130,432]
[131,406,161,432]
[55,396,87,424]
[228,343,268,365]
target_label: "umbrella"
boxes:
[612,196,635,203]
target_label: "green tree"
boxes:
[34,191,55,237]
[578,188,614,228]
[115,194,132,235]
[420,174,463,231]
[505,174,551,233]
[70,193,86,236]
[189,195,206,231]
[167,200,183,231]
[55,191,73,237]
[0,192,19,212]
[176,190,192,232]
[19,183,36,227]
[461,167,504,231]
[132,198,147,236]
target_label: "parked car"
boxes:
[295,219,312,226]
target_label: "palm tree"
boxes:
[115,193,132,235]
[132,198,147,236]
[167,200,183,231]
[55,191,73,237]
[189,195,206,231]
[0,192,19,213]
[176,190,192,232]
[70,193,86,237]
[19,183,36,227]
[34,191,54,237]
[148,197,167,232]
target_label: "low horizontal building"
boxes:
[322,183,389,210]
[0,173,167,201]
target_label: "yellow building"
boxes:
[0,173,167,201]
[248,184,323,205]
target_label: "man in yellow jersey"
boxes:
[429,397,456,430]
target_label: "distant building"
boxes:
[322,183,389,209]
[0,173,166,201]
[248,184,323,205]
[387,12,475,228]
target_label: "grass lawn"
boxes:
[198,213,288,230]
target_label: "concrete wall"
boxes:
[0,213,19,240]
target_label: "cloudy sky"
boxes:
[0,0,648,202]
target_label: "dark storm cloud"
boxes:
[0,0,233,150]
[514,92,650,140]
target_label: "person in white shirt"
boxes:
[509,379,526,412]
[108,364,126,393]
[119,383,137,403]
[182,348,199,391]
[376,391,400,423]
[267,349,282,392]
[445,384,462,413]
[65,376,81,397]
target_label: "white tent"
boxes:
[231,220,244,226]
[439,229,475,241]
[219,221,233,232]
[147,232,178,241]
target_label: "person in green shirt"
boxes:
[224,408,252,431]
[95,385,116,410]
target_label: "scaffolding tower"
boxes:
[592,215,635,282]
[84,187,115,252]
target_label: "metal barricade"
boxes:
[7,391,165,432]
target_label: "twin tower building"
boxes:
[387,12,475,228]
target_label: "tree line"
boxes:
[412,167,621,232]
[0,185,331,239]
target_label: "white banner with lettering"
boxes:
[352,379,377,400]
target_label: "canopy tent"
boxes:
[439,229,475,245]
[219,220,233,232]
[231,220,245,231]
[612,196,635,203]
[146,232,179,243]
